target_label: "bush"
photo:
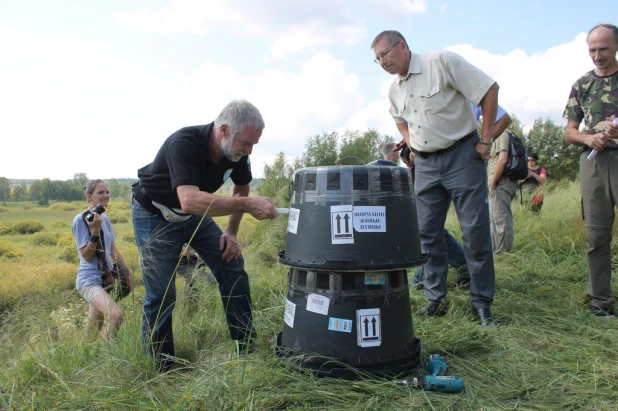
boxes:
[49,202,80,211]
[51,221,69,228]
[31,232,61,246]
[0,206,8,212]
[110,215,129,224]
[118,230,135,243]
[57,233,78,263]
[0,220,45,235]
[0,240,26,258]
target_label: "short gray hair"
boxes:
[588,24,618,43]
[214,100,265,138]
[371,30,407,49]
[382,142,396,155]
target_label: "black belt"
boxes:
[132,183,163,216]
[412,130,477,159]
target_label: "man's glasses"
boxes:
[374,41,400,64]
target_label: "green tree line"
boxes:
[0,174,136,206]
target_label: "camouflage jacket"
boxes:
[563,69,618,135]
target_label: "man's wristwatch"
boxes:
[90,235,100,243]
[478,138,492,146]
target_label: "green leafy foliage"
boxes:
[0,239,26,258]
[0,220,45,235]
[250,153,295,265]
[48,202,80,211]
[30,232,61,246]
[524,117,580,181]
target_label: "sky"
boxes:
[0,0,611,181]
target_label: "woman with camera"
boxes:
[71,179,132,338]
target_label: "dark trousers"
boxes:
[414,133,496,308]
[132,199,255,369]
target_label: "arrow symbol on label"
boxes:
[335,214,341,233]
[343,214,350,233]
[371,317,377,336]
[364,317,369,336]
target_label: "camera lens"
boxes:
[85,204,106,222]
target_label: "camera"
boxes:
[84,204,106,222]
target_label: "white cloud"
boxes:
[174,52,365,176]
[115,0,367,58]
[445,33,593,127]
[365,0,427,15]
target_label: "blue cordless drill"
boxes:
[394,354,464,393]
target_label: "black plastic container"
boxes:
[279,165,424,270]
[277,165,425,379]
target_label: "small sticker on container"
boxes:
[306,293,330,315]
[357,308,381,347]
[331,205,354,244]
[328,317,353,333]
[287,208,300,234]
[284,299,296,328]
[364,272,386,285]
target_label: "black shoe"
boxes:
[417,300,449,317]
[474,307,497,327]
[589,305,615,318]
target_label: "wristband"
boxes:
[90,235,100,243]
[478,138,492,146]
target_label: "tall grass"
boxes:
[1,183,618,409]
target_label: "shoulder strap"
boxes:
[81,214,109,272]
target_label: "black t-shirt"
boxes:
[137,122,252,208]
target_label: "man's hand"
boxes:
[247,197,278,220]
[489,180,498,190]
[586,132,611,150]
[475,142,491,161]
[220,231,242,262]
[603,116,618,139]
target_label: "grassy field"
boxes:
[1,182,618,410]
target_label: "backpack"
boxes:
[502,130,528,181]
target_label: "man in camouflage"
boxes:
[563,23,618,318]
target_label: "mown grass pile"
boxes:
[1,183,618,410]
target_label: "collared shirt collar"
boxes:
[397,52,421,82]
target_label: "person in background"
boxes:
[518,153,547,213]
[474,102,516,254]
[563,23,618,318]
[367,142,399,166]
[72,179,132,338]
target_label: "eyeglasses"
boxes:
[374,41,401,64]
[527,158,535,161]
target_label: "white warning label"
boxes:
[284,299,296,328]
[287,208,300,234]
[353,206,386,232]
[331,205,354,244]
[357,308,381,347]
